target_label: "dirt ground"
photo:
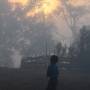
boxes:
[0,63,90,90]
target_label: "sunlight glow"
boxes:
[8,0,90,19]
[26,0,61,18]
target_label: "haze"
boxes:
[0,0,90,67]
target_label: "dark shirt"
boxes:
[47,64,59,80]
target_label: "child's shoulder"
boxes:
[48,63,58,66]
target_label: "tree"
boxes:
[60,0,90,40]
[56,42,67,57]
[56,42,62,56]
[78,26,90,69]
[68,42,79,59]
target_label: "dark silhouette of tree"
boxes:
[61,44,67,57]
[68,40,80,59]
[68,45,75,58]
[56,42,62,57]
[56,42,67,57]
[78,26,90,69]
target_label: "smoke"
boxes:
[0,0,90,68]
[11,48,22,68]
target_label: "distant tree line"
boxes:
[56,25,90,70]
[77,26,90,69]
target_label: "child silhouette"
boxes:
[46,55,59,90]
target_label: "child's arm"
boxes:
[56,65,59,78]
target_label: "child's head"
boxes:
[50,55,58,64]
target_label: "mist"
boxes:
[0,0,90,68]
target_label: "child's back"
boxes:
[46,55,59,90]
[47,63,59,80]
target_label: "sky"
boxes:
[0,0,90,67]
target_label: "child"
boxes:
[46,55,59,90]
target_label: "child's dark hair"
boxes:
[50,55,58,64]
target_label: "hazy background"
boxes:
[0,0,90,68]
